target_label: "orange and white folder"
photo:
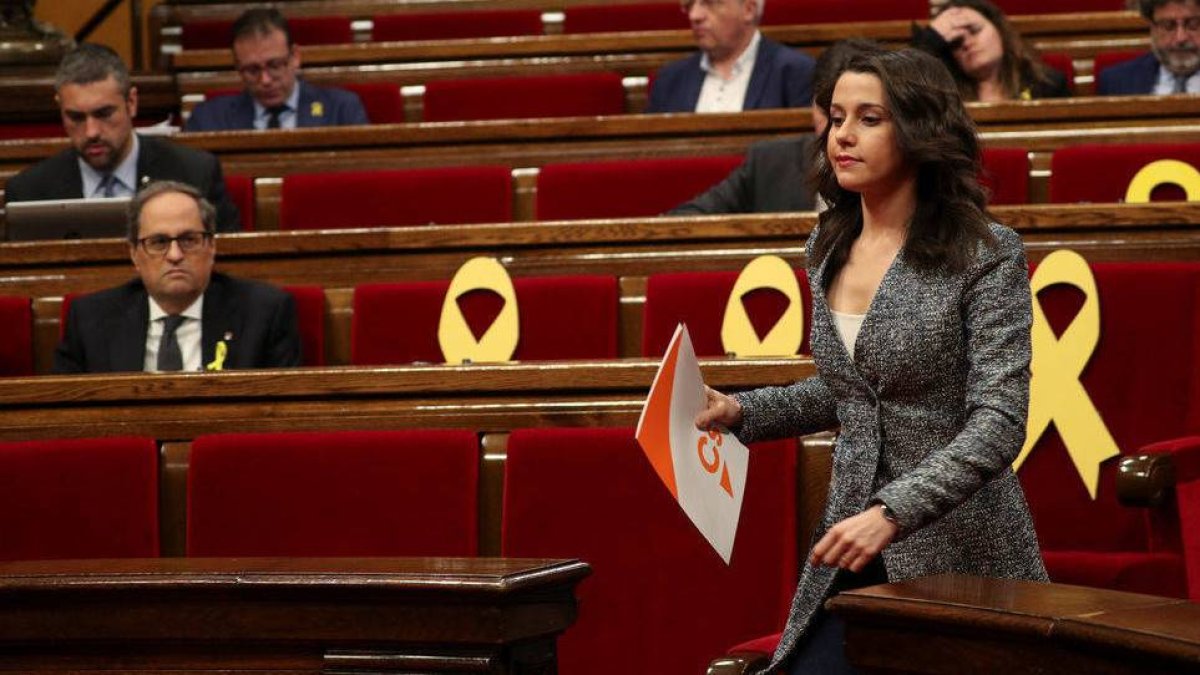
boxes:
[636,324,749,564]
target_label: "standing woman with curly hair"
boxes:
[913,0,1071,101]
[696,49,1048,673]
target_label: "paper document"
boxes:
[636,324,749,564]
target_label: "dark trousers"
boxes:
[786,556,887,675]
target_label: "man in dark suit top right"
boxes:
[185,8,368,131]
[54,180,301,374]
[646,0,814,113]
[1098,0,1200,95]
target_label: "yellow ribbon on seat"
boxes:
[438,256,519,364]
[1124,159,1200,203]
[1013,249,1119,499]
[720,255,804,358]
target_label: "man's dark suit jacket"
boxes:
[670,135,816,215]
[4,134,242,232]
[1096,52,1161,96]
[53,272,302,374]
[646,36,815,113]
[184,80,369,132]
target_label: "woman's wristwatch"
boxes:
[877,502,900,525]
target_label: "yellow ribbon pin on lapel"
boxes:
[720,255,804,358]
[1013,249,1119,499]
[310,101,324,118]
[438,257,519,364]
[205,340,228,371]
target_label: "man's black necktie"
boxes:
[100,174,117,198]
[157,315,185,372]
[266,105,287,129]
[1176,75,1190,94]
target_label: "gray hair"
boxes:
[54,43,132,96]
[1139,0,1197,20]
[754,0,765,23]
[128,180,217,243]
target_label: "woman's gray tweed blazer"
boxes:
[734,222,1048,671]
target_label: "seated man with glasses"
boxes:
[1098,0,1200,95]
[185,8,368,131]
[54,181,302,374]
[646,0,814,113]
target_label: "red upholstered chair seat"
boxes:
[765,0,929,24]
[422,73,626,122]
[1040,52,1075,94]
[562,3,688,33]
[0,437,159,560]
[352,274,619,364]
[281,285,326,366]
[1020,261,1200,598]
[180,16,353,50]
[373,10,544,40]
[187,430,479,556]
[536,155,742,220]
[642,270,813,357]
[0,122,66,140]
[502,427,798,675]
[0,295,32,376]
[1094,50,1147,80]
[279,166,512,229]
[223,174,255,231]
[338,82,404,124]
[980,147,1030,205]
[1050,143,1200,204]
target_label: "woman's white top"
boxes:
[831,309,866,360]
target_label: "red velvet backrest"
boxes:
[281,285,326,366]
[180,16,353,50]
[338,82,404,124]
[187,430,479,556]
[352,274,619,364]
[1050,143,1200,203]
[562,3,688,33]
[1019,262,1200,554]
[279,166,512,229]
[423,73,627,122]
[223,174,255,231]
[980,147,1030,205]
[1094,50,1148,79]
[991,0,1127,14]
[765,0,929,24]
[0,437,159,560]
[642,270,813,358]
[1040,52,1075,93]
[536,155,743,220]
[502,427,798,675]
[372,9,544,40]
[0,296,32,376]
[0,122,65,140]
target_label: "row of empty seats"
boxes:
[168,0,1128,50]
[0,429,799,675]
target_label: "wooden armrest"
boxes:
[706,651,772,675]
[1117,453,1176,508]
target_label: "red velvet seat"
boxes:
[502,427,798,675]
[562,3,687,33]
[0,122,65,140]
[981,147,1030,205]
[1040,52,1075,93]
[180,16,353,50]
[991,0,1127,14]
[187,430,479,556]
[765,0,929,24]
[352,274,619,364]
[372,9,544,40]
[0,437,159,560]
[279,166,512,229]
[641,270,812,358]
[423,73,627,122]
[1021,261,1200,599]
[1050,143,1200,203]
[281,285,326,366]
[1094,50,1147,81]
[0,296,32,376]
[536,155,742,220]
[223,174,255,231]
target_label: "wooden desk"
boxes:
[0,556,589,674]
[829,574,1200,674]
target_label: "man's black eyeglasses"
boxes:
[136,231,213,256]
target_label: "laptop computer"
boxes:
[4,197,131,242]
